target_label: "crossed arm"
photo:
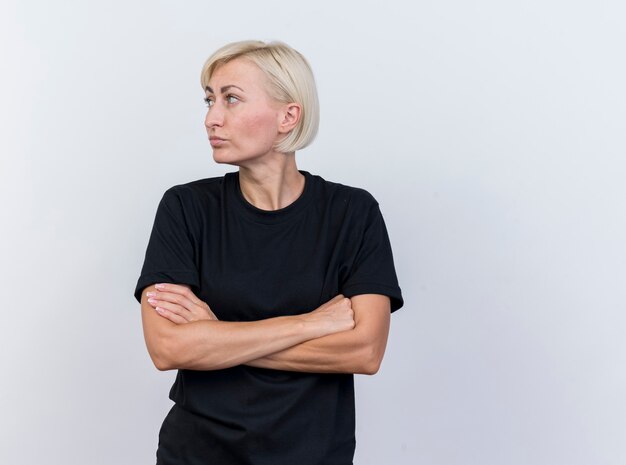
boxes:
[139,283,391,375]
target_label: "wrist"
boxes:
[296,312,330,339]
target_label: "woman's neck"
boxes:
[237,153,305,211]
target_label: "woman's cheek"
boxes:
[247,114,281,146]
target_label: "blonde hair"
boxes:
[200,40,320,153]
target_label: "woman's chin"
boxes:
[212,150,236,164]
[212,150,266,167]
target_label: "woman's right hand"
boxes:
[146,283,218,324]
[305,294,355,335]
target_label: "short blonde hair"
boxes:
[200,40,320,153]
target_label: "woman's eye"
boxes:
[226,94,239,104]
[204,97,214,108]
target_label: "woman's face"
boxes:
[204,58,285,165]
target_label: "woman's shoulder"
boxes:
[168,173,226,194]
[311,171,379,209]
[156,173,230,217]
[161,173,230,201]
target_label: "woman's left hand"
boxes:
[146,283,218,324]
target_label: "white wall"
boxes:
[1,1,624,463]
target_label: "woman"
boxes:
[134,40,404,465]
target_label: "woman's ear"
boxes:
[278,103,302,134]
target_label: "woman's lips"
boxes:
[209,137,227,147]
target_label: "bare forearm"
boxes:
[245,295,392,375]
[143,287,395,374]
[157,315,328,371]
[143,286,359,373]
[245,328,381,375]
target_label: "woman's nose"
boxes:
[205,104,224,129]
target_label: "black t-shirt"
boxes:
[134,169,404,465]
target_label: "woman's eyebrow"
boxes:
[205,85,245,93]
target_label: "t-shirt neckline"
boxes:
[228,169,314,225]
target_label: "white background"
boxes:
[1,1,625,464]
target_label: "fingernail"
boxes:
[148,298,157,305]
[146,292,155,297]
[155,307,164,313]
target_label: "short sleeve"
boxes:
[133,187,200,303]
[341,201,404,313]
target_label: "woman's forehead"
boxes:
[207,58,265,92]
